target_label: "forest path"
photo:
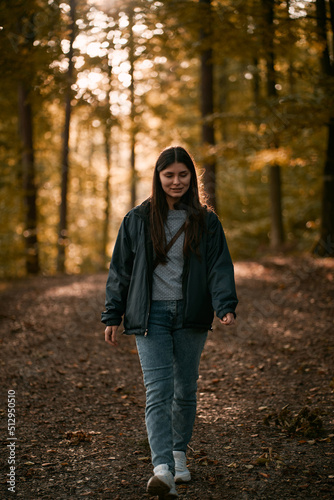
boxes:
[0,256,333,499]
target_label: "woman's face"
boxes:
[159,162,191,209]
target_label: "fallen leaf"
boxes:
[178,484,188,490]
[256,458,268,466]
[65,430,92,444]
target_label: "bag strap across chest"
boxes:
[153,222,186,271]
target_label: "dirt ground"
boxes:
[0,256,333,499]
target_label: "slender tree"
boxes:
[15,6,41,274]
[128,7,137,208]
[57,0,77,273]
[261,0,285,248]
[286,0,296,94]
[314,0,334,256]
[199,0,216,209]
[18,83,39,274]
[102,61,113,265]
[0,0,62,276]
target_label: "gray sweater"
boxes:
[152,210,187,300]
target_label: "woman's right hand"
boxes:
[219,313,235,326]
[105,325,119,346]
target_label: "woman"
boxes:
[102,146,238,499]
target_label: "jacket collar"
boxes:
[133,198,151,221]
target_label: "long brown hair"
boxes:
[150,146,207,264]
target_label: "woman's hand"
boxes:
[105,325,119,346]
[219,313,235,326]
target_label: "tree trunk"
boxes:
[57,0,76,273]
[18,83,39,274]
[102,62,113,266]
[253,57,261,110]
[262,0,285,248]
[217,61,229,142]
[269,164,284,249]
[199,0,216,210]
[315,0,332,75]
[313,0,334,256]
[316,118,334,256]
[286,0,296,94]
[128,8,136,209]
[102,127,112,265]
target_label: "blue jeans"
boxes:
[135,300,208,473]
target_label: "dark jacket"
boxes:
[101,199,238,335]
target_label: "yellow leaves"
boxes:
[250,147,291,171]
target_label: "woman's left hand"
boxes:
[105,325,119,346]
[219,313,235,326]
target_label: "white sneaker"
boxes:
[147,464,179,499]
[173,451,191,483]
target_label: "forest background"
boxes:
[0,0,333,278]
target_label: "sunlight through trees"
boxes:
[0,0,333,276]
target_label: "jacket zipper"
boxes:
[181,255,189,328]
[144,274,152,336]
[144,301,151,336]
[143,216,153,337]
